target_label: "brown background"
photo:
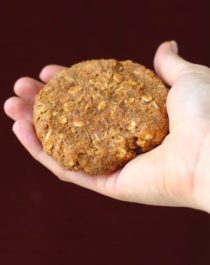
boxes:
[1,0,210,264]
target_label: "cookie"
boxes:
[33,59,169,175]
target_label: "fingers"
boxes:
[12,119,121,197]
[4,77,43,121]
[12,119,93,185]
[39,64,67,83]
[12,119,66,178]
[14,77,43,105]
[4,97,32,121]
[12,119,43,157]
[154,41,191,86]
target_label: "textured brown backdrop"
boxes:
[1,0,210,264]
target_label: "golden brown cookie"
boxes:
[33,59,169,175]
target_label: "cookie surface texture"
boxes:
[34,59,169,175]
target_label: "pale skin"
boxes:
[4,41,210,213]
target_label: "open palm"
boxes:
[4,41,210,211]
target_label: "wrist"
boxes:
[192,130,210,213]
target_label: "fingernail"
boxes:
[170,40,178,54]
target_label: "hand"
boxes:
[4,41,210,212]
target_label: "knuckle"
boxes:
[56,174,67,182]
[180,64,210,76]
[56,170,70,182]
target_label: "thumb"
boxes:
[154,41,190,86]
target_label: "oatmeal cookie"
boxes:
[33,59,169,175]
